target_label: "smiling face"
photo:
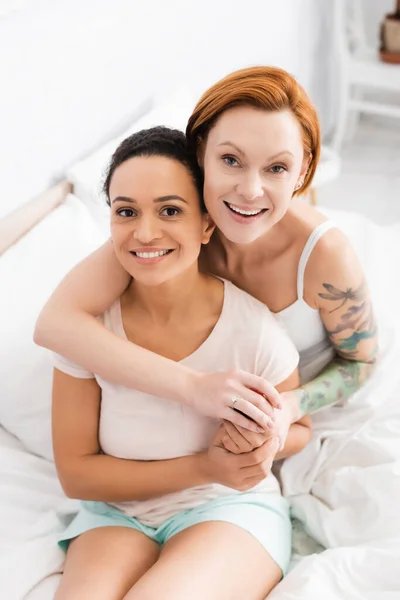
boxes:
[201,105,310,244]
[109,155,213,286]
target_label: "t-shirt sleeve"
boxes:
[256,309,299,386]
[53,352,95,379]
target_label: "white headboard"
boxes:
[0,181,71,255]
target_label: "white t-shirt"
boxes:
[54,280,299,526]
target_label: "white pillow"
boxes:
[0,194,107,459]
[68,86,198,209]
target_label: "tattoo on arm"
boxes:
[294,279,379,417]
[318,279,378,360]
[297,357,376,417]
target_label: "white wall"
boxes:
[0,0,323,218]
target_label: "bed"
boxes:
[1,159,400,599]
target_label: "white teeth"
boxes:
[135,250,170,258]
[227,203,263,216]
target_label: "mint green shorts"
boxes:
[59,493,292,574]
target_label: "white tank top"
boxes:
[275,221,336,384]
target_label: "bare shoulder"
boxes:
[290,204,377,362]
[307,227,360,283]
[304,225,366,319]
[288,200,331,243]
[293,205,364,309]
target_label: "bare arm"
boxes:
[37,242,207,407]
[52,369,210,502]
[36,242,282,432]
[284,230,379,421]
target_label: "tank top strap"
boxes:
[297,221,336,300]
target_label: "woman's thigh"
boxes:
[124,521,282,600]
[55,526,160,600]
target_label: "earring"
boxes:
[295,180,303,191]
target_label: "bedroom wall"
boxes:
[0,0,325,219]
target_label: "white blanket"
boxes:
[0,209,399,599]
[0,426,74,599]
[272,210,400,598]
[273,324,400,599]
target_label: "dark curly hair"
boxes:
[103,126,205,211]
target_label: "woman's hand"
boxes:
[218,420,273,455]
[268,401,294,450]
[199,429,280,492]
[189,370,281,433]
[217,394,298,454]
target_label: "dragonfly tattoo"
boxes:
[319,279,378,359]
[318,281,367,313]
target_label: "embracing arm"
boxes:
[36,242,193,403]
[286,229,378,421]
[53,369,279,500]
[35,242,281,431]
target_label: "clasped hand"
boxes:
[202,401,291,492]
[220,399,292,454]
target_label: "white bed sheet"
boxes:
[0,426,75,600]
[272,210,400,598]
[0,426,321,600]
[0,209,399,599]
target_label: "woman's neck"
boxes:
[123,265,217,326]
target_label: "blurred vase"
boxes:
[380,1,400,63]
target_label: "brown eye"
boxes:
[160,206,181,217]
[117,208,135,217]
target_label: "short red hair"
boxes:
[186,66,320,196]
